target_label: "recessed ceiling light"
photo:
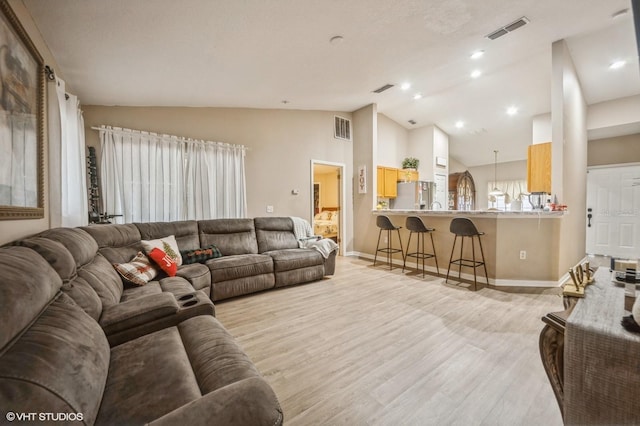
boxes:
[413,94,422,100]
[507,106,518,116]
[609,60,626,70]
[470,69,482,79]
[455,121,464,129]
[470,50,484,59]
[401,82,411,91]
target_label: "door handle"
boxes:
[587,208,592,227]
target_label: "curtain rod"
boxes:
[90,125,247,150]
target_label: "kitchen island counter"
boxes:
[366,210,564,286]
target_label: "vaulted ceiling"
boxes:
[23,0,640,166]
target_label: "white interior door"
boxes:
[586,165,640,258]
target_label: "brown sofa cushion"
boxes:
[254,217,299,253]
[135,220,200,252]
[264,248,324,272]
[0,246,62,350]
[82,223,142,265]
[206,254,273,282]
[0,292,110,426]
[198,219,259,255]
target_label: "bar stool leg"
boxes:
[471,236,478,291]
[403,231,413,272]
[458,236,465,281]
[395,228,404,268]
[373,228,383,267]
[386,229,392,270]
[446,235,457,283]
[478,235,489,287]
[419,232,425,277]
[430,232,439,275]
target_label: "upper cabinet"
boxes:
[377,166,398,198]
[398,169,419,182]
[527,142,551,193]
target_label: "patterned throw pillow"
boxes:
[180,245,222,265]
[141,235,183,267]
[148,247,178,276]
[113,252,159,286]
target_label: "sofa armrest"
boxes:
[100,293,179,335]
[147,377,283,426]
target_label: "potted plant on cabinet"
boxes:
[402,157,419,170]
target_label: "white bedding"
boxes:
[313,211,338,237]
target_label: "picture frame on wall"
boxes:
[0,1,45,220]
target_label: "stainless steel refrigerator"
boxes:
[391,181,435,210]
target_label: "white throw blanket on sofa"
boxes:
[290,217,339,259]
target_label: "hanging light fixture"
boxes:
[489,150,504,196]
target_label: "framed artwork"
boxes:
[0,1,45,219]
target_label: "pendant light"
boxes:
[489,150,504,196]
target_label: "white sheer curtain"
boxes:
[99,126,246,223]
[48,77,88,227]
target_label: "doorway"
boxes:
[311,160,345,254]
[586,164,640,258]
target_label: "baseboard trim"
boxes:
[348,251,566,288]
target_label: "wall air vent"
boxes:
[373,84,395,93]
[486,16,530,40]
[334,116,352,141]
[408,119,416,125]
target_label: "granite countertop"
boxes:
[372,209,565,218]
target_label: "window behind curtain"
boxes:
[487,179,533,211]
[99,126,246,223]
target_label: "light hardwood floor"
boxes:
[216,257,565,425]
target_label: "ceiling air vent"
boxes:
[486,16,529,40]
[334,116,352,141]
[373,84,394,93]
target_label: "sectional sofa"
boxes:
[0,217,336,425]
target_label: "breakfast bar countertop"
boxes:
[372,209,565,218]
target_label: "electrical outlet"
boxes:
[519,250,526,260]
[266,205,274,213]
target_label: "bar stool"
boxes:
[373,215,404,270]
[446,217,488,291]
[403,216,439,277]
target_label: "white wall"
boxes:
[588,94,640,131]
[409,125,434,179]
[377,113,408,168]
[532,113,552,144]
[552,39,589,277]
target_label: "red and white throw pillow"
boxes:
[113,252,159,286]
[141,235,183,268]
[147,247,178,276]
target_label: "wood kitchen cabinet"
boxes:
[527,142,551,193]
[377,166,398,198]
[398,169,419,182]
